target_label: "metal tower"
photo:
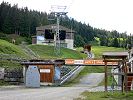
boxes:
[50,5,68,56]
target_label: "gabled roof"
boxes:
[36,24,75,33]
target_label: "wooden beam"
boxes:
[103,59,127,62]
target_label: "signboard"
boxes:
[74,60,84,64]
[40,69,50,73]
[84,60,95,65]
[37,36,44,41]
[37,36,44,44]
[65,59,74,65]
[65,59,118,65]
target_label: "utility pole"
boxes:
[50,5,68,56]
[131,33,133,47]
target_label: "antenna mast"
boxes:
[50,5,68,56]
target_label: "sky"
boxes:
[0,0,133,35]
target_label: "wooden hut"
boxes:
[21,60,64,85]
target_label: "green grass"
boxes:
[0,39,125,60]
[29,44,86,59]
[75,91,133,100]
[0,60,22,69]
[0,39,29,58]
[0,39,29,68]
[76,46,126,58]
[92,46,126,58]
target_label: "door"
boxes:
[40,65,54,83]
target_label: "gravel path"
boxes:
[74,73,104,87]
[0,87,91,100]
[0,73,105,100]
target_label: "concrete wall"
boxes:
[65,39,74,49]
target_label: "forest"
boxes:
[0,2,132,47]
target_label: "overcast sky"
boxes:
[0,0,133,35]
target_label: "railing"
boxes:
[60,66,84,85]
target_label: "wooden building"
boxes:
[21,60,64,85]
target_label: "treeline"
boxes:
[0,2,48,37]
[94,29,133,48]
[0,2,132,47]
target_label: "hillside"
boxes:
[76,46,126,58]
[92,46,126,58]
[28,45,86,59]
[0,39,29,58]
[0,39,127,69]
[0,39,86,60]
[0,39,30,68]
[0,39,86,68]
[0,39,126,60]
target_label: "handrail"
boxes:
[61,66,79,80]
[60,66,83,85]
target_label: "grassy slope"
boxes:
[0,39,29,68]
[28,44,86,59]
[0,38,126,60]
[0,39,126,68]
[0,39,28,58]
[76,46,126,58]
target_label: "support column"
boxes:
[105,61,108,92]
[121,59,124,92]
[124,59,128,92]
